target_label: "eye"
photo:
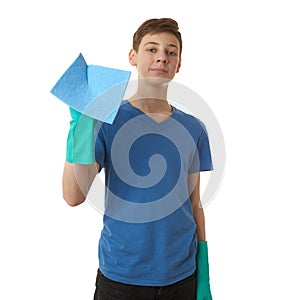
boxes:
[146,48,156,53]
[168,51,177,56]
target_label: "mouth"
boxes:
[150,68,168,74]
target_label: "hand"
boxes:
[196,241,213,300]
[196,283,212,300]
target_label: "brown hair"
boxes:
[132,18,182,56]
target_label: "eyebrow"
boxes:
[143,42,178,49]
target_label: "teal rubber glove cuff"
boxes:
[196,241,213,300]
[66,107,96,164]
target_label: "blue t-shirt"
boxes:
[95,100,213,286]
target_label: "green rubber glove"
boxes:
[66,107,96,164]
[196,241,213,300]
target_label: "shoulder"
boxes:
[95,100,135,137]
[172,105,207,133]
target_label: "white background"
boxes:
[1,0,300,299]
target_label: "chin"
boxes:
[142,76,172,87]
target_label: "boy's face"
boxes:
[129,32,181,81]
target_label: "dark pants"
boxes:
[93,269,196,300]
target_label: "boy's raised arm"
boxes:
[62,161,99,206]
[62,107,99,206]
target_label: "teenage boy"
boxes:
[62,18,213,300]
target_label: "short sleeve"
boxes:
[189,122,213,173]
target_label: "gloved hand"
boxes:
[196,241,213,300]
[66,107,96,164]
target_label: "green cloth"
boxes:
[66,108,95,164]
[196,241,213,300]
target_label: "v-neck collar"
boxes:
[126,100,174,125]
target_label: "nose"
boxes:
[156,54,168,64]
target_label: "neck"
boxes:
[129,97,171,114]
[128,77,171,113]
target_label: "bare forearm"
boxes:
[194,206,206,242]
[62,161,99,206]
[188,172,207,242]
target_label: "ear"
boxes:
[176,58,181,73]
[128,49,137,66]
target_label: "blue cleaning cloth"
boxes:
[50,53,131,123]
